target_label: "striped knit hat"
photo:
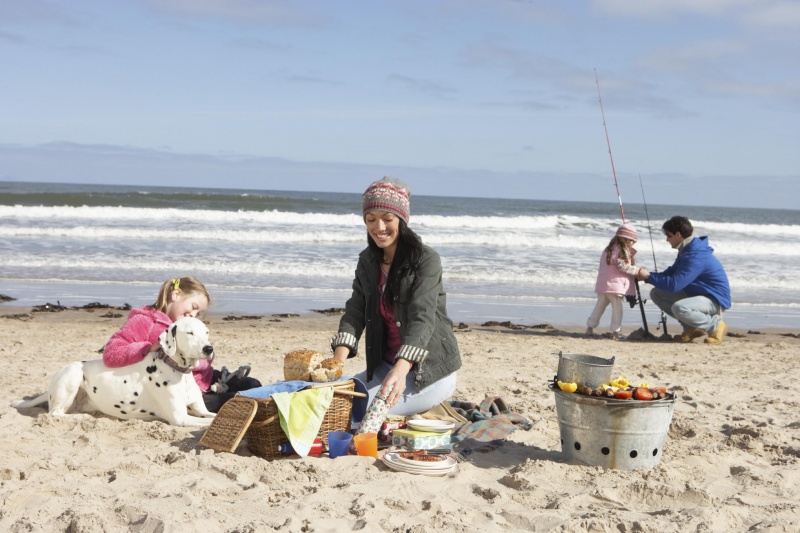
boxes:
[616,223,638,243]
[361,176,411,223]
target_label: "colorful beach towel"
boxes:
[272,387,334,457]
[450,395,532,457]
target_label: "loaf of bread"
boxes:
[283,349,326,381]
[310,358,345,383]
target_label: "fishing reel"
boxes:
[625,294,641,308]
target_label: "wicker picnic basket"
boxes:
[199,379,360,460]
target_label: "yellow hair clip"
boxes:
[172,278,180,290]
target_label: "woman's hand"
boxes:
[380,358,412,406]
[150,342,161,353]
[333,346,350,363]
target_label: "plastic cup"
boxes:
[327,431,353,459]
[353,432,378,458]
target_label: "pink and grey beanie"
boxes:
[361,176,411,223]
[616,223,638,243]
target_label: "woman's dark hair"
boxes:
[662,216,693,237]
[367,219,423,306]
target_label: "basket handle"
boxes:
[333,389,367,398]
[248,388,366,429]
[249,414,279,428]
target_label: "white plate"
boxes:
[406,419,455,433]
[391,452,457,470]
[382,453,457,476]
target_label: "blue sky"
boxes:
[1,0,798,209]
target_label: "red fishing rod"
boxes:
[594,69,651,338]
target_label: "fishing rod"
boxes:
[638,174,669,336]
[594,69,651,337]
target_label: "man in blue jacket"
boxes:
[636,216,731,344]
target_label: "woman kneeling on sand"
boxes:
[330,176,462,416]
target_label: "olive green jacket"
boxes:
[331,244,461,390]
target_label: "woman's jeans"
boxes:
[353,361,457,417]
[649,287,723,333]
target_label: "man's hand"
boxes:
[637,267,650,281]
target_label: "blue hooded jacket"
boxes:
[646,236,731,309]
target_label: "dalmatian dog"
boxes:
[11,316,217,427]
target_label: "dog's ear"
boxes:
[159,323,178,356]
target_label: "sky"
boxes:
[0,0,798,210]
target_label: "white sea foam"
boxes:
[2,194,798,314]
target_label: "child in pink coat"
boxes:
[585,224,639,339]
[104,276,260,412]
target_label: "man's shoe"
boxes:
[704,320,727,345]
[673,328,706,343]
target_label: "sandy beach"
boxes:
[1,306,798,532]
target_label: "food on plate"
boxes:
[399,450,446,462]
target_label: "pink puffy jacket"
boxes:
[103,306,213,393]
[594,244,637,296]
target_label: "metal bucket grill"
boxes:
[553,388,677,470]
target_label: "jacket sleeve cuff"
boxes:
[330,332,358,356]
[396,344,429,364]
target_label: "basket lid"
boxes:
[199,396,258,453]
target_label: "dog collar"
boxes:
[155,349,193,374]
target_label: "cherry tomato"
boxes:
[614,389,632,400]
[634,387,653,401]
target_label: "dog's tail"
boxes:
[11,392,49,409]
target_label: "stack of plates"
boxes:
[382,451,458,476]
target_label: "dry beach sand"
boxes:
[1,307,798,532]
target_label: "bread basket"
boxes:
[200,379,361,460]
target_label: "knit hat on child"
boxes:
[361,176,411,223]
[616,223,638,242]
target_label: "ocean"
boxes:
[1,181,798,330]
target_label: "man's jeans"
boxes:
[649,287,723,333]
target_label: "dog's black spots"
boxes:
[146,365,157,374]
[93,387,97,393]
[114,404,121,408]
[140,409,147,413]
[148,377,152,381]
[83,375,86,382]
[120,411,127,414]
[134,392,139,396]
[149,412,155,416]
[155,382,160,387]
[129,401,136,405]
[162,381,169,386]
[123,380,127,384]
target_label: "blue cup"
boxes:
[327,431,353,459]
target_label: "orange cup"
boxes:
[353,432,378,458]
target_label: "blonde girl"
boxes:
[104,277,260,412]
